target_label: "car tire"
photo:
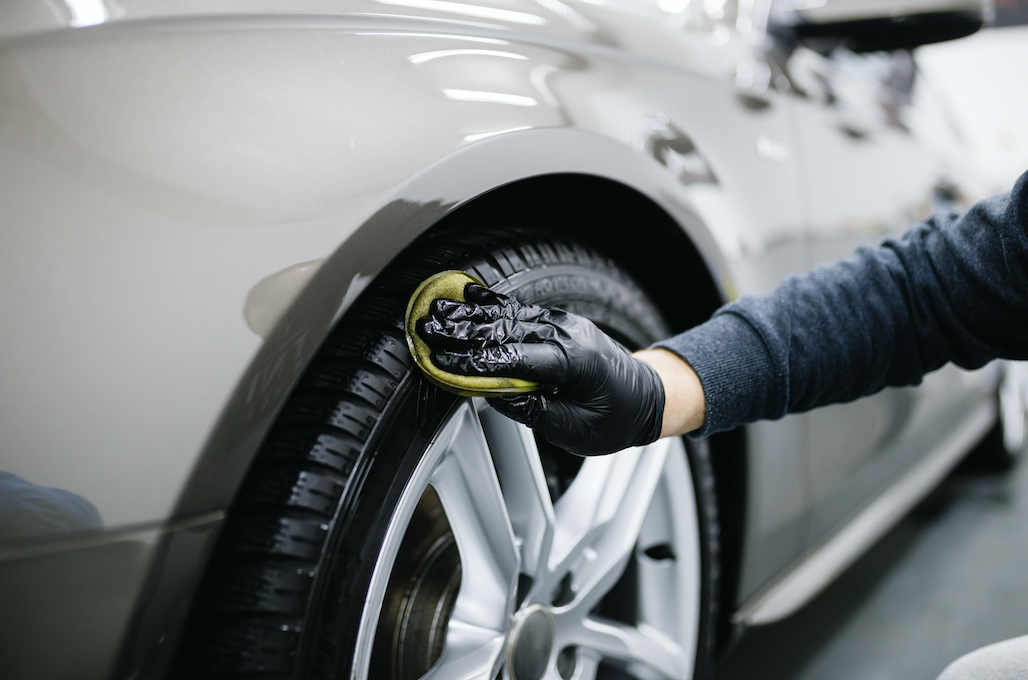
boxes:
[171,227,720,680]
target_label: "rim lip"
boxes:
[351,399,461,680]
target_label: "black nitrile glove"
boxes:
[417,283,665,456]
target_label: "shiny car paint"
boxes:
[0,1,991,678]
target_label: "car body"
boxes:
[0,0,1000,678]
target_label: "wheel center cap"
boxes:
[507,604,555,680]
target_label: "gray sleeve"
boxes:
[654,170,1028,437]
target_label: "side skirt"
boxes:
[735,400,996,626]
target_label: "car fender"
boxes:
[175,125,734,518]
[0,17,748,538]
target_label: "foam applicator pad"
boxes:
[405,270,541,397]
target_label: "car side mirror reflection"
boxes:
[767,0,992,53]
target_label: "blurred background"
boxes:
[917,0,1028,191]
[716,8,1028,679]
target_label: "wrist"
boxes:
[633,348,706,437]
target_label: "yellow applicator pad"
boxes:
[405,270,541,397]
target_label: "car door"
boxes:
[558,0,813,599]
[786,44,972,545]
[643,2,815,600]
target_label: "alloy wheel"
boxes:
[354,399,702,680]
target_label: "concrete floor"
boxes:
[714,453,1028,680]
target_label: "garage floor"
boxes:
[714,453,1028,680]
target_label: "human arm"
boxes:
[633,348,705,437]
[418,171,1028,450]
[656,170,1028,436]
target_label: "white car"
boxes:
[0,0,1009,679]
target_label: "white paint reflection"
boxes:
[66,0,107,27]
[736,59,771,92]
[443,89,538,106]
[782,0,827,8]
[409,49,529,64]
[357,32,510,44]
[464,126,532,141]
[736,0,754,32]
[244,260,325,339]
[756,135,790,163]
[530,64,560,107]
[377,0,547,25]
[657,0,691,14]
[532,0,598,32]
[703,0,727,19]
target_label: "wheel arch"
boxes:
[162,130,749,665]
[174,129,738,520]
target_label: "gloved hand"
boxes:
[417,283,666,456]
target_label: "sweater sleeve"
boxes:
[654,169,1028,437]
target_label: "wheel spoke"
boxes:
[477,401,556,579]
[559,618,690,680]
[429,402,520,633]
[573,651,600,680]
[547,439,670,612]
[419,629,506,680]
